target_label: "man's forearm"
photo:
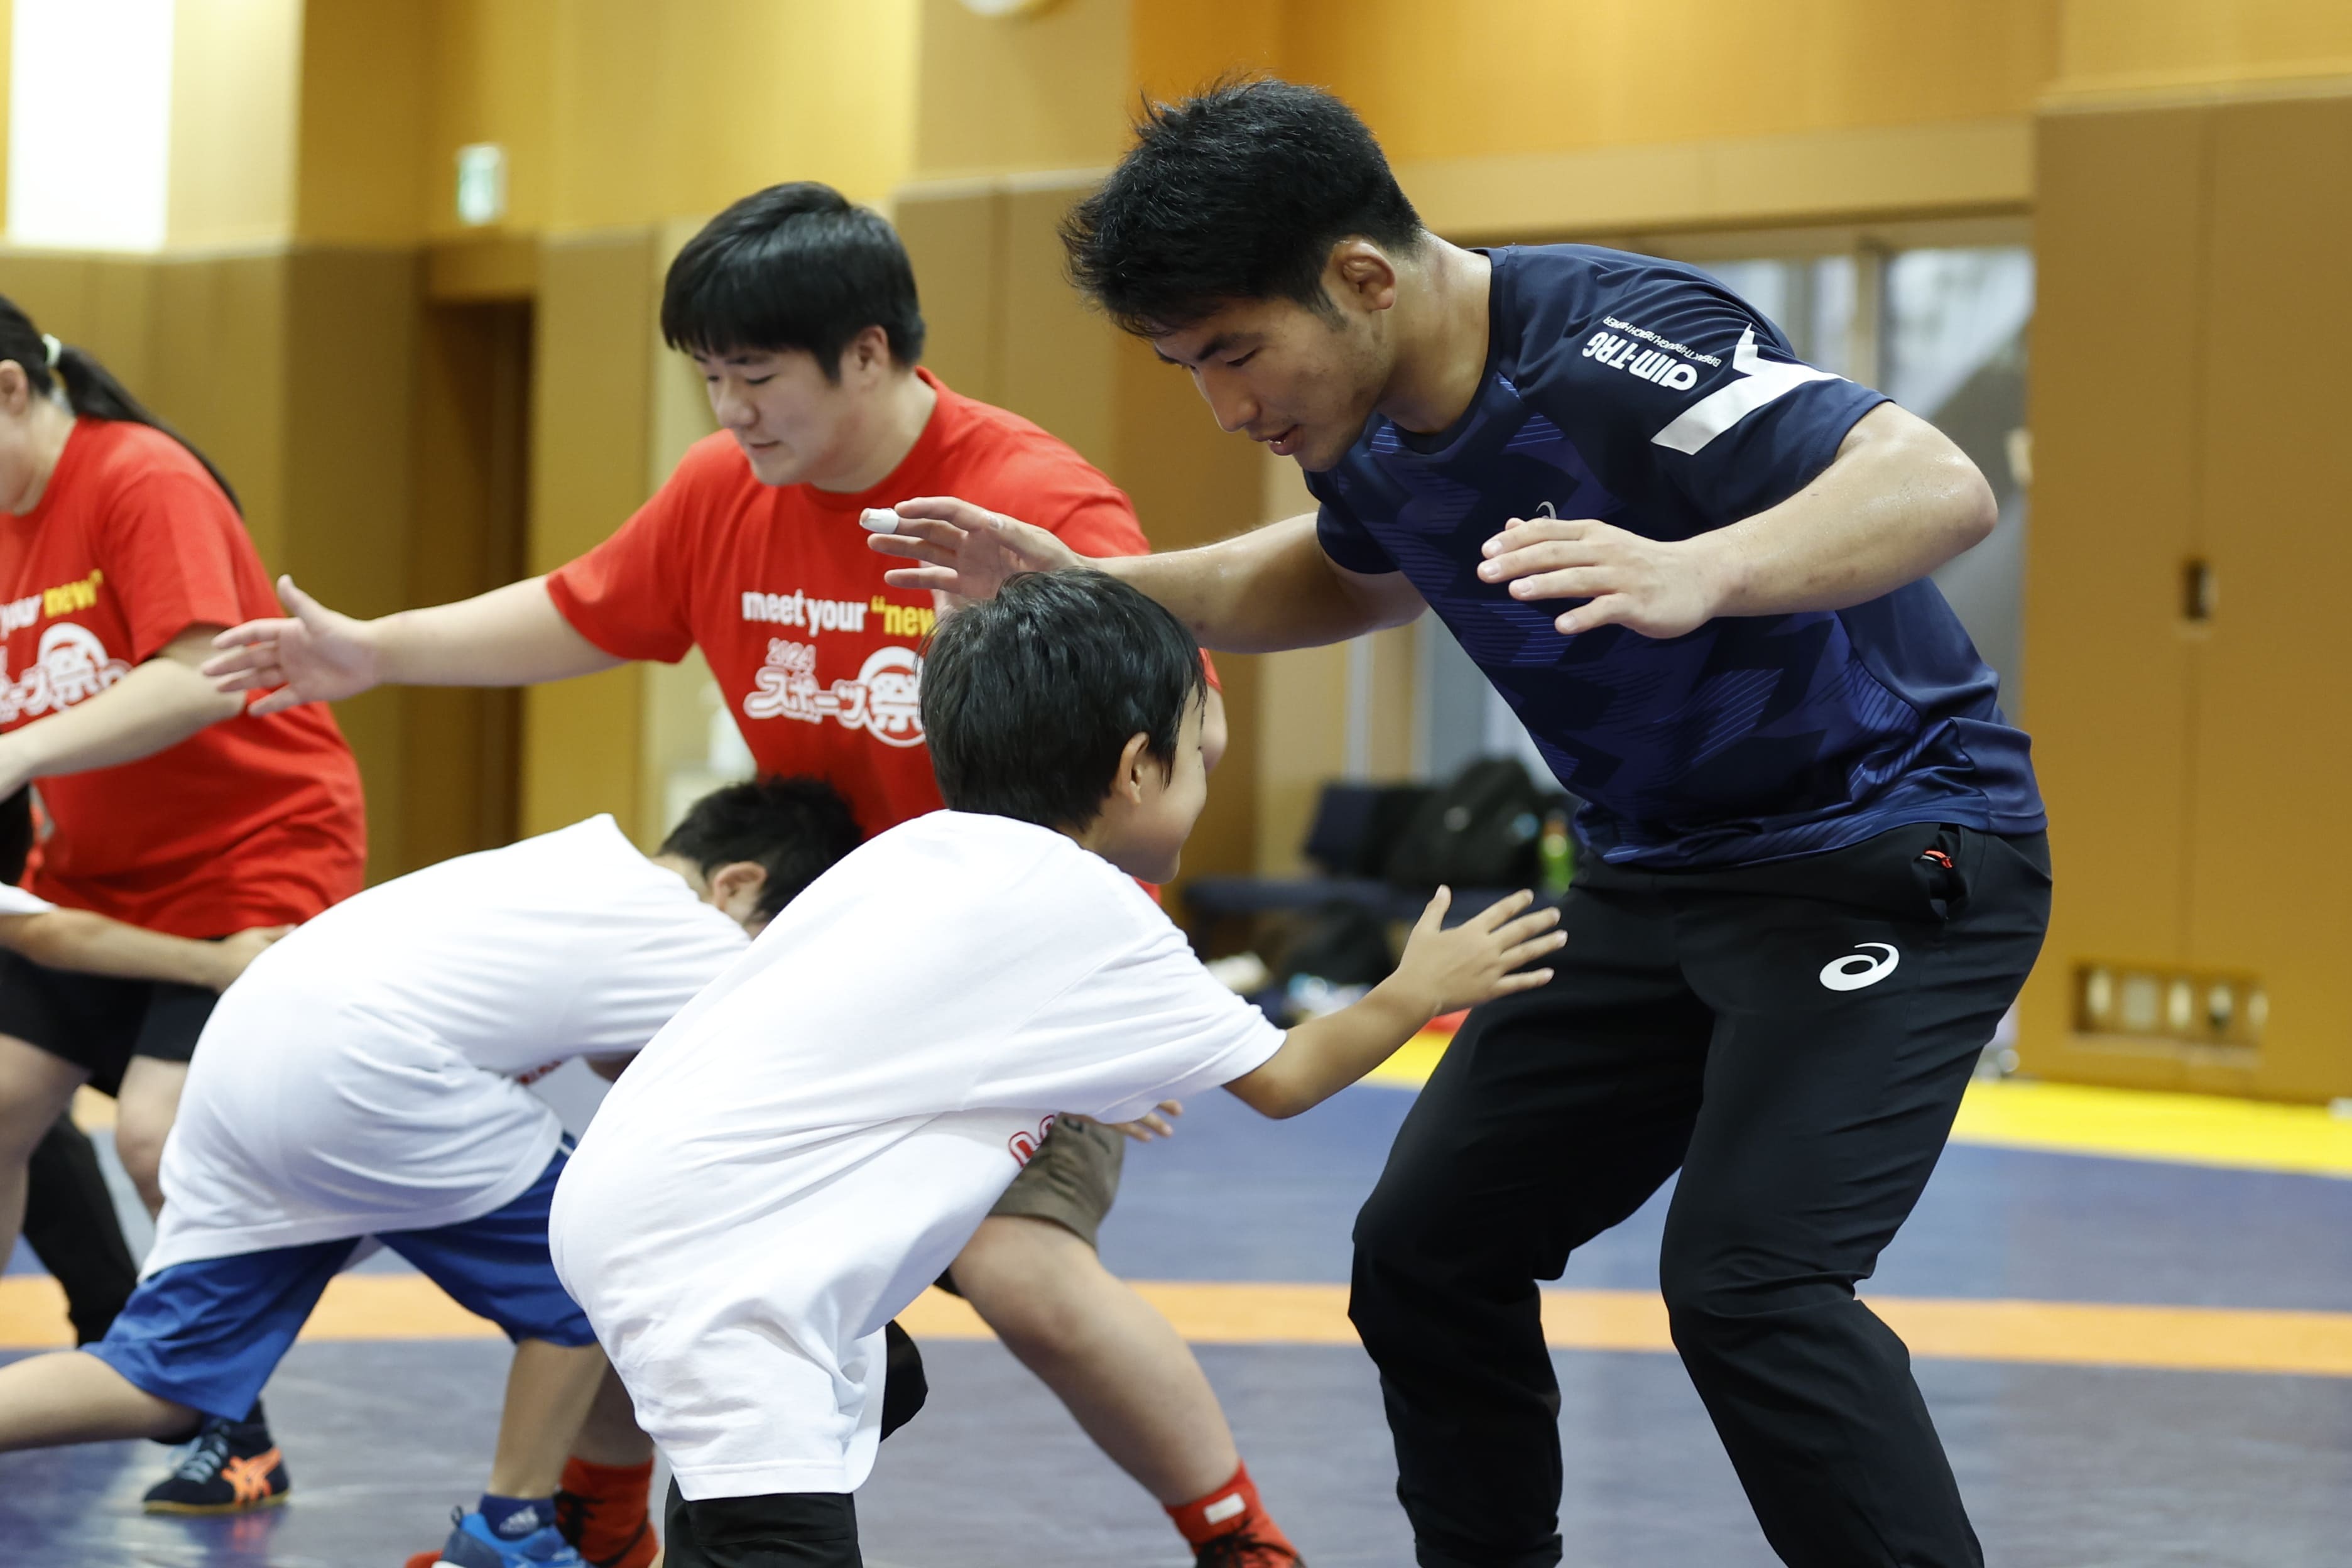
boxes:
[373,578,623,687]
[1104,514,1417,653]
[1693,408,1996,619]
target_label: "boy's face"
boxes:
[1095,699,1210,885]
[694,344,876,489]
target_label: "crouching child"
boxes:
[550,570,1565,1567]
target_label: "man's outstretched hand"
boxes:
[202,577,379,716]
[864,497,1084,608]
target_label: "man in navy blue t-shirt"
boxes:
[877,81,2049,1568]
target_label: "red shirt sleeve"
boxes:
[543,453,709,664]
[99,472,251,662]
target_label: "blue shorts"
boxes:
[89,1147,595,1422]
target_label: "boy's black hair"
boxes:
[659,776,864,923]
[1062,78,1423,337]
[662,182,926,378]
[920,570,1207,832]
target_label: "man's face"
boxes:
[695,347,857,487]
[1149,290,1391,474]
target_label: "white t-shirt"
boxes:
[0,885,54,915]
[146,816,748,1276]
[550,812,1285,1500]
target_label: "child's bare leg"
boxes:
[0,1034,86,1273]
[112,1057,190,1217]
[487,1339,611,1496]
[570,1364,654,1466]
[0,1349,196,1451]
[950,1214,1238,1503]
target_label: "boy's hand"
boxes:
[205,577,381,715]
[1108,1101,1184,1143]
[1386,888,1563,1019]
[209,924,294,989]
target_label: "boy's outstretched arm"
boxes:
[1224,889,1564,1120]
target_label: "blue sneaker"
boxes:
[432,1506,588,1567]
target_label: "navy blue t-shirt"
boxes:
[1307,244,2045,868]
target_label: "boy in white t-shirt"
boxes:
[0,777,864,1568]
[550,569,1566,1568]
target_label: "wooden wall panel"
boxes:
[521,232,655,840]
[2016,105,2208,1087]
[2187,94,2352,1099]
[999,183,1119,476]
[895,186,1006,406]
[143,255,293,571]
[281,249,423,881]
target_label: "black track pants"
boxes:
[23,1115,137,1344]
[1351,824,2052,1568]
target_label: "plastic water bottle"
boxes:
[1538,807,1573,896]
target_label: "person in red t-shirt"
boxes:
[209,185,1302,1568]
[0,294,366,1513]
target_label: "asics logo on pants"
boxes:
[1819,943,1900,991]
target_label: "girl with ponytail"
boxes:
[0,293,364,1510]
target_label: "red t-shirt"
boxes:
[548,371,1158,837]
[0,420,366,934]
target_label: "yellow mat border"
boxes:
[1367,1030,2352,1179]
[6,1276,2344,1379]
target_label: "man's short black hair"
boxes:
[662,182,926,378]
[1062,78,1423,337]
[660,775,864,923]
[920,571,1207,832]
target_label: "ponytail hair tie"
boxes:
[40,334,60,369]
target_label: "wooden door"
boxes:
[2184,94,2352,1099]
[2016,104,2208,1087]
[401,300,531,874]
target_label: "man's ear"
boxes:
[840,325,893,382]
[1327,240,1402,315]
[709,860,769,918]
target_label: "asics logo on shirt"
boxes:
[743,639,926,748]
[1819,942,1900,992]
[0,622,131,724]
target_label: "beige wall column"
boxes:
[519,229,655,839]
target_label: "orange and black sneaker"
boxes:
[551,1457,656,1568]
[142,1408,290,1514]
[1193,1526,1307,1567]
[1167,1462,1305,1567]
